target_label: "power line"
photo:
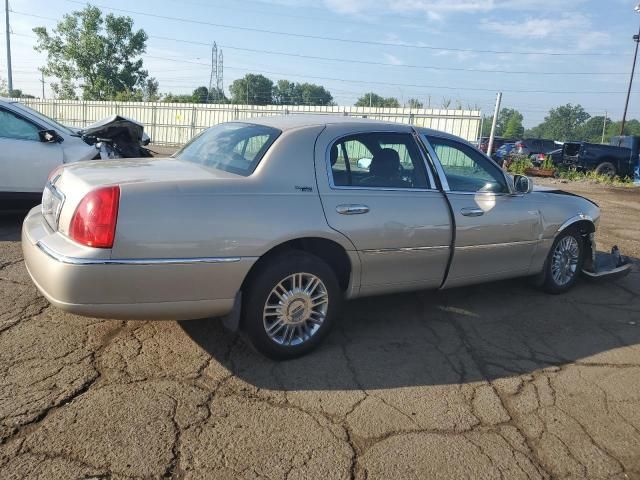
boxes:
[143,54,636,95]
[147,35,630,76]
[62,0,622,57]
[11,13,627,77]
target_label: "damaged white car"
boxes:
[0,98,150,208]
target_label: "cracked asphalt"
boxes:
[1,181,639,479]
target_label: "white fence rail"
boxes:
[13,99,482,146]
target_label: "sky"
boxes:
[2,0,640,127]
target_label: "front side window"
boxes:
[0,110,40,141]
[175,123,280,176]
[329,132,430,189]
[427,136,508,193]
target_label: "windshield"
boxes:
[174,122,281,176]
[11,102,77,135]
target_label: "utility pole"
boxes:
[246,79,249,105]
[369,93,372,108]
[601,111,607,144]
[621,4,640,135]
[487,92,502,157]
[4,0,12,94]
[40,71,45,99]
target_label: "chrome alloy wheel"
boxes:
[263,273,329,346]
[551,236,580,286]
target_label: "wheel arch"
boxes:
[241,236,354,294]
[557,215,596,236]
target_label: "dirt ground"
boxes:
[0,180,639,479]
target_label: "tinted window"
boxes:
[329,132,430,189]
[427,136,508,193]
[0,109,40,141]
[175,123,280,176]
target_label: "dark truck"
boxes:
[561,136,640,177]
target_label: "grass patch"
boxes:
[556,168,635,187]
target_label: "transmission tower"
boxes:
[207,42,218,102]
[217,50,224,98]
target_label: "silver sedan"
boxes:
[22,116,629,359]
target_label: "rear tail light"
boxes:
[69,186,120,248]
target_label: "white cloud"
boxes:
[383,53,404,65]
[316,0,585,17]
[479,13,612,51]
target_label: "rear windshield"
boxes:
[174,122,281,176]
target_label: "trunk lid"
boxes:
[57,157,238,190]
[50,157,239,235]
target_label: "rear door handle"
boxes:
[460,207,484,217]
[336,204,370,215]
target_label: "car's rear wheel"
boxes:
[595,162,616,177]
[541,229,584,294]
[242,251,341,360]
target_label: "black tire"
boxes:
[242,251,342,360]
[540,229,585,294]
[594,162,616,177]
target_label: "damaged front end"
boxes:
[582,234,633,280]
[80,115,152,159]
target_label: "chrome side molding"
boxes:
[36,241,241,266]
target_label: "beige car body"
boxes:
[22,116,600,321]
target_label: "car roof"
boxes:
[236,114,456,138]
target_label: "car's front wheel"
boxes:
[541,229,584,294]
[242,251,342,360]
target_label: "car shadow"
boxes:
[181,259,639,391]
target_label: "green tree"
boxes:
[33,5,149,100]
[502,111,524,139]
[229,74,274,105]
[273,80,299,104]
[407,98,424,108]
[162,93,195,103]
[577,115,610,143]
[192,86,209,103]
[482,108,524,137]
[604,119,640,140]
[114,77,160,102]
[273,80,333,106]
[529,104,590,141]
[355,92,400,108]
[297,83,332,106]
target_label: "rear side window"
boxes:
[329,132,430,189]
[175,123,281,176]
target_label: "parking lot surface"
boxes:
[1,181,639,479]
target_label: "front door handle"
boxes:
[336,204,370,215]
[460,207,484,217]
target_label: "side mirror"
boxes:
[513,174,533,194]
[38,129,60,143]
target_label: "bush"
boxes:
[541,155,555,170]
[507,154,533,175]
